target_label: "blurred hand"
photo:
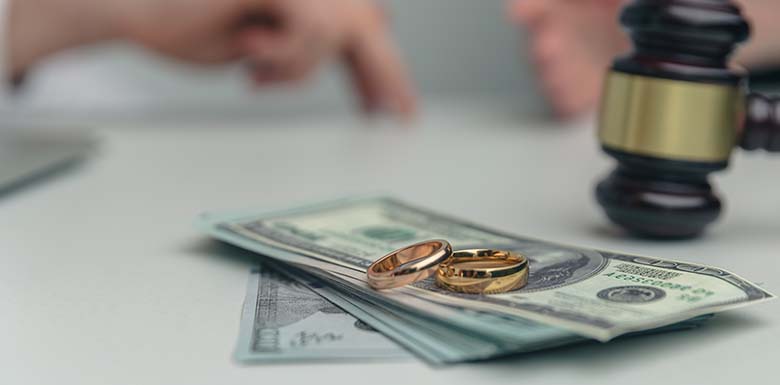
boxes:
[509,0,628,119]
[8,0,416,118]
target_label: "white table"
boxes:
[1,101,777,385]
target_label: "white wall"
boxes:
[2,0,545,122]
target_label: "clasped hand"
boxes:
[7,0,416,118]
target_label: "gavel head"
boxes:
[595,0,750,239]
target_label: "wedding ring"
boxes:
[435,249,529,294]
[367,239,453,290]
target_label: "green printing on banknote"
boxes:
[267,260,713,364]
[235,265,408,362]
[201,197,773,363]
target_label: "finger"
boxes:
[509,0,552,26]
[239,27,300,63]
[540,41,604,118]
[239,29,302,83]
[244,29,325,85]
[530,23,567,66]
[343,46,381,113]
[342,26,417,121]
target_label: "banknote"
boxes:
[235,265,408,362]
[204,197,774,343]
[267,258,711,364]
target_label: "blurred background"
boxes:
[0,0,545,125]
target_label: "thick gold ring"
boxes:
[435,249,529,294]
[367,239,453,290]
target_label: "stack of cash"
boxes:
[198,197,773,364]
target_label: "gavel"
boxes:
[595,0,780,239]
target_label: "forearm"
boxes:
[6,0,120,79]
[735,0,780,69]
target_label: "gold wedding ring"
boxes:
[367,239,453,290]
[435,249,529,294]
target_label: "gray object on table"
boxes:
[0,128,96,194]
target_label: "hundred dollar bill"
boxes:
[267,259,711,364]
[205,197,774,342]
[235,265,408,362]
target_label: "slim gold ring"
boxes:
[435,249,529,294]
[367,239,453,290]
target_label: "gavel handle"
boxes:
[741,92,780,151]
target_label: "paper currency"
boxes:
[239,260,708,364]
[235,265,408,362]
[202,197,773,362]
[266,258,710,364]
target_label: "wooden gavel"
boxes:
[595,0,780,239]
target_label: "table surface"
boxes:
[1,101,778,385]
